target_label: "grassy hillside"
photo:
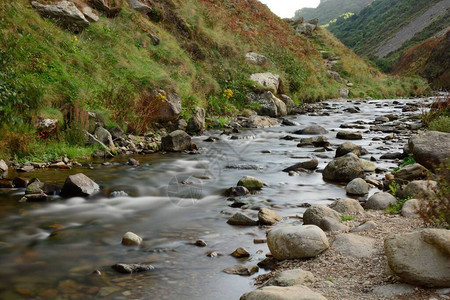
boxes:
[294,0,374,25]
[328,0,442,55]
[0,0,428,161]
[393,32,450,89]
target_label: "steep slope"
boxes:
[294,0,374,25]
[393,32,450,89]
[0,0,427,160]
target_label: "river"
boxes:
[0,98,431,299]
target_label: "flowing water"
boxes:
[0,98,432,299]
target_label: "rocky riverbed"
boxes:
[0,97,449,300]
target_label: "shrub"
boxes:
[417,164,450,228]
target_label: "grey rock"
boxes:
[161,130,193,152]
[404,180,437,198]
[31,1,90,32]
[365,192,397,210]
[121,232,142,246]
[267,225,329,260]
[401,199,419,218]
[332,233,376,258]
[112,263,154,274]
[226,186,250,197]
[240,284,327,300]
[352,221,377,232]
[237,176,264,191]
[245,52,268,66]
[186,107,206,135]
[266,269,315,287]
[295,125,328,135]
[335,142,362,157]
[384,229,450,287]
[408,131,450,170]
[296,23,317,35]
[60,173,100,197]
[231,247,250,258]
[394,163,428,181]
[322,153,365,183]
[303,205,341,229]
[283,158,318,172]
[298,136,330,147]
[128,0,152,14]
[82,6,99,22]
[258,208,282,225]
[109,191,129,198]
[250,73,281,94]
[227,212,257,226]
[346,178,369,195]
[380,152,404,160]
[330,198,364,215]
[339,88,349,99]
[280,95,295,114]
[251,92,287,118]
[240,115,279,128]
[373,284,416,297]
[94,126,116,151]
[223,265,259,276]
[336,131,362,140]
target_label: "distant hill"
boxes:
[326,0,450,88]
[293,0,374,25]
[393,32,450,89]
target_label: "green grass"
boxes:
[0,0,430,162]
[428,116,450,133]
[385,196,412,214]
[392,156,416,174]
[340,215,355,221]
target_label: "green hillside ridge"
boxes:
[327,0,449,77]
[0,0,427,161]
[294,0,374,25]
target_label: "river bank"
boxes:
[0,97,448,299]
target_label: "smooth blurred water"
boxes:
[0,98,431,299]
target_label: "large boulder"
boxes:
[245,52,268,66]
[227,212,257,226]
[346,178,369,195]
[303,205,346,232]
[88,0,121,18]
[31,1,90,32]
[240,285,327,300]
[94,126,116,151]
[401,199,419,218]
[250,73,281,94]
[60,173,100,197]
[237,176,264,191]
[404,180,437,198]
[296,23,316,35]
[332,233,376,258]
[408,131,450,170]
[384,229,450,287]
[267,225,329,260]
[335,142,362,157]
[0,159,8,178]
[250,92,287,117]
[128,0,152,14]
[186,107,206,135]
[330,198,364,215]
[365,192,397,210]
[161,130,193,152]
[280,95,295,115]
[394,163,428,181]
[148,90,182,122]
[322,153,365,183]
[266,269,315,287]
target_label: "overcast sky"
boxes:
[258,0,320,18]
